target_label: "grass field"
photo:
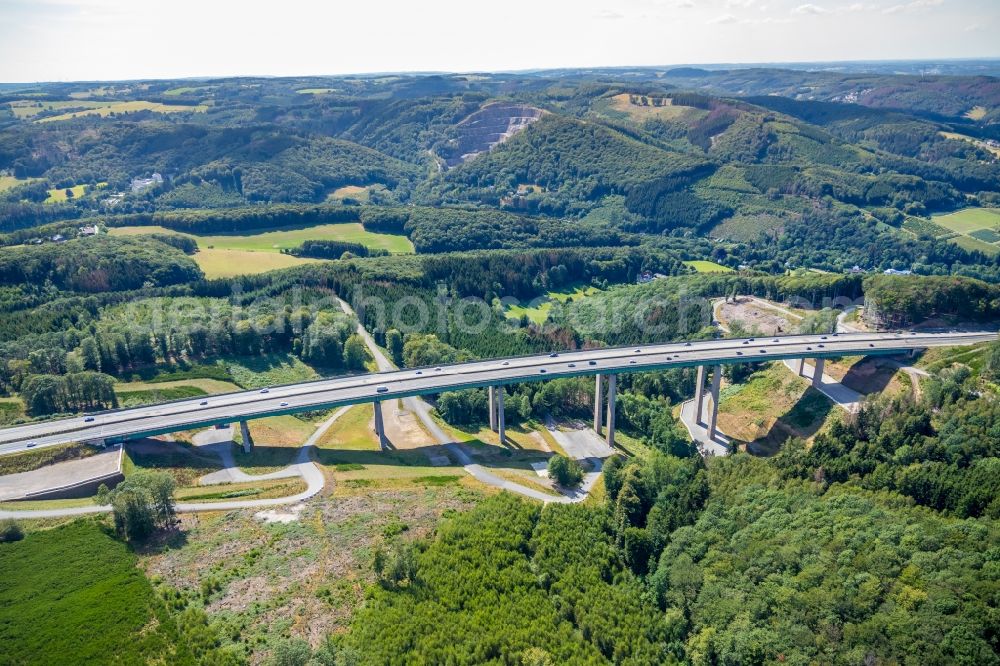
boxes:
[163,86,212,96]
[114,378,241,395]
[0,175,36,192]
[0,441,97,476]
[36,100,209,123]
[9,99,110,119]
[224,353,319,389]
[965,106,988,121]
[174,477,306,501]
[0,521,198,665]
[110,222,413,277]
[125,439,223,486]
[327,185,379,202]
[191,248,320,277]
[234,415,317,473]
[931,208,1000,255]
[717,363,838,454]
[297,88,337,94]
[505,285,600,324]
[605,93,704,121]
[684,260,734,273]
[316,404,380,451]
[0,397,24,426]
[44,182,106,203]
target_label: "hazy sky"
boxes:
[0,0,997,82]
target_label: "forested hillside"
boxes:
[1,66,999,666]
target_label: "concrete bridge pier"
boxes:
[796,357,806,376]
[708,364,722,441]
[606,374,617,447]
[488,386,498,432]
[497,387,506,444]
[812,358,825,387]
[694,365,707,425]
[593,374,603,434]
[373,400,387,450]
[239,420,253,454]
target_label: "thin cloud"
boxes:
[707,13,739,24]
[594,8,625,19]
[883,0,943,14]
[794,4,828,14]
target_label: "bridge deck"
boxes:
[0,331,993,455]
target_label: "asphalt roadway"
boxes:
[0,330,994,456]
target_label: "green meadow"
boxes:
[505,285,601,324]
[684,259,734,273]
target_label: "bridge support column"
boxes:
[708,364,722,441]
[497,387,506,444]
[812,358,825,387]
[606,374,617,447]
[239,420,253,454]
[694,365,706,425]
[593,374,603,434]
[796,357,806,376]
[373,400,387,450]
[488,386,497,432]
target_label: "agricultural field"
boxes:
[8,99,111,119]
[109,222,413,253]
[684,259,733,273]
[36,100,209,123]
[931,207,1000,254]
[504,285,601,324]
[163,86,213,96]
[191,248,320,278]
[110,222,413,276]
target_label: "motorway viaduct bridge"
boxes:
[0,331,994,457]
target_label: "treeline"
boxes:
[863,273,1000,327]
[0,294,367,402]
[420,246,689,300]
[99,204,362,234]
[283,239,389,259]
[19,371,117,416]
[403,207,632,253]
[0,236,202,292]
[0,201,80,233]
